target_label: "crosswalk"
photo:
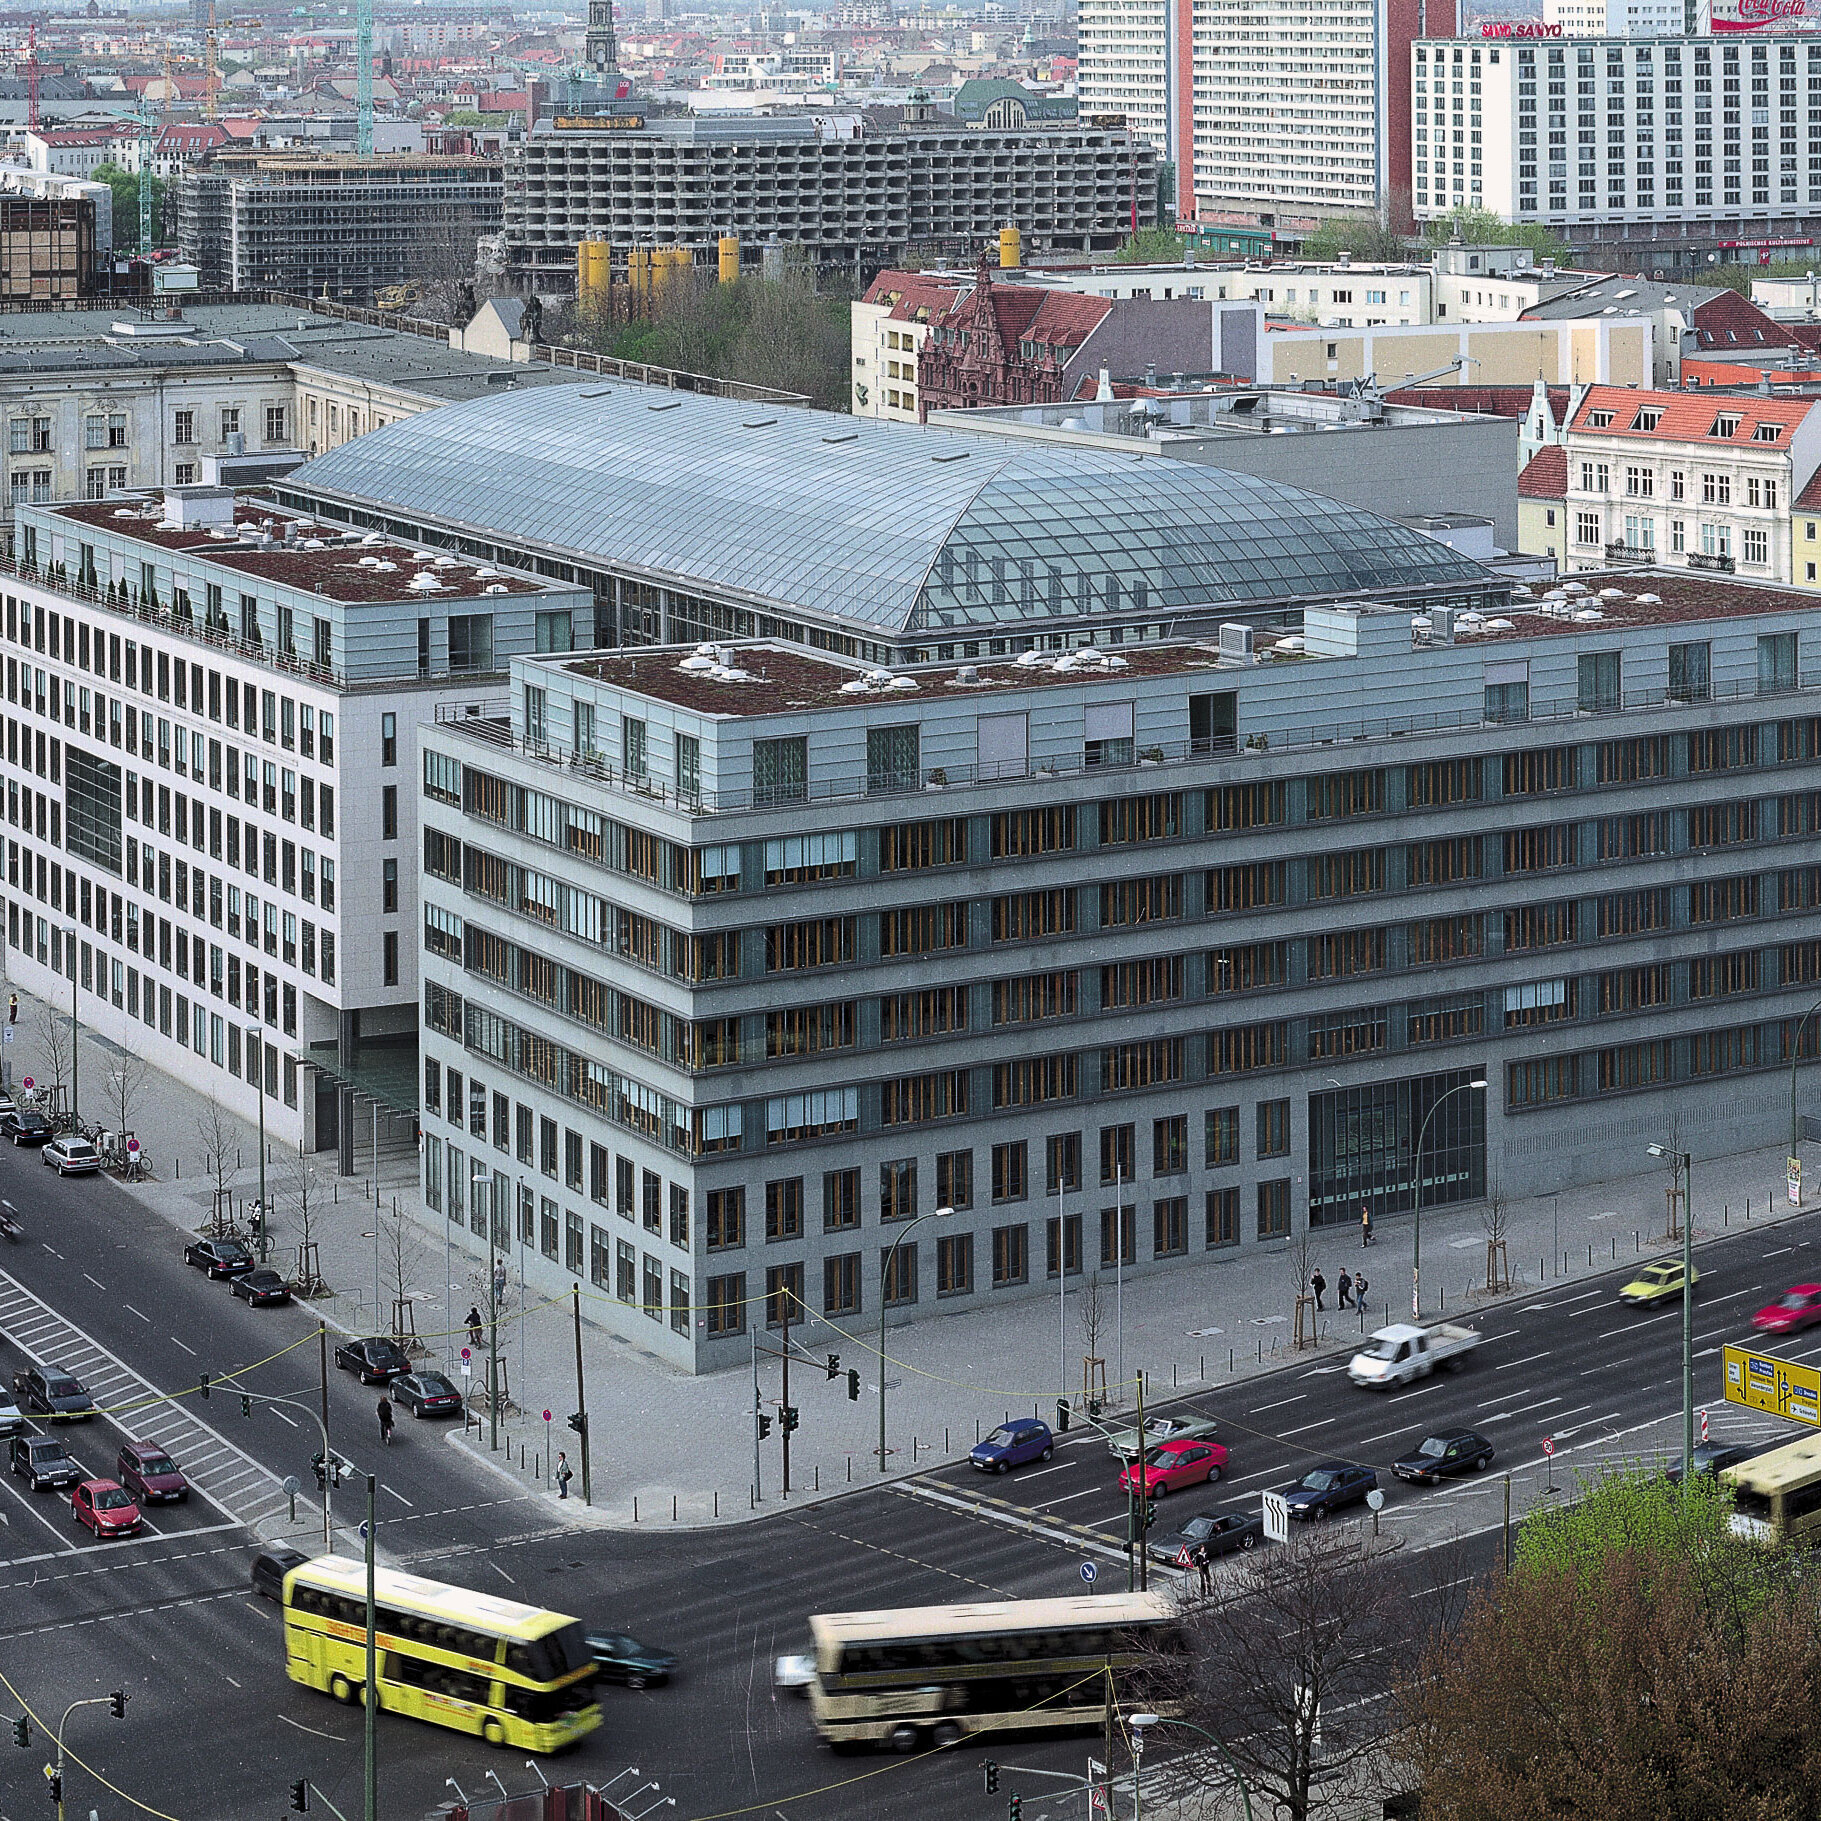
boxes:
[0,1267,298,1542]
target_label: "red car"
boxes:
[72,1479,143,1538]
[1753,1284,1821,1334]
[1118,1437,1230,1498]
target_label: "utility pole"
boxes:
[364,1475,377,1821]
[319,1322,333,1552]
[252,1023,268,1262]
[488,1191,501,1453]
[571,1283,591,1506]
[751,1324,762,1502]
[65,926,77,1131]
[780,1291,793,1497]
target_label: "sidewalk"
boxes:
[7,976,1808,1531]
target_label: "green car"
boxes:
[1619,1258,1701,1307]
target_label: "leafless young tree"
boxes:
[31,998,71,1116]
[100,1045,149,1152]
[193,1101,240,1232]
[1289,1223,1318,1346]
[283,1143,328,1294]
[377,1203,429,1349]
[1657,1113,1688,1240]
[1481,1183,1513,1293]
[1078,1271,1106,1379]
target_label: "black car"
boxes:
[585,1631,677,1689]
[1392,1429,1497,1485]
[1147,1509,1265,1568]
[230,1268,292,1307]
[391,1371,463,1419]
[9,1433,82,1490]
[13,1366,96,1421]
[1279,1462,1379,1521]
[1,1109,54,1146]
[334,1337,410,1384]
[184,1237,255,1279]
[250,1544,311,1602]
[1667,1439,1780,1484]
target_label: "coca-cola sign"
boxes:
[1711,0,1818,30]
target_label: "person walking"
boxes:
[377,1395,394,1447]
[1355,1273,1369,1315]
[466,1305,484,1349]
[1337,1269,1354,1310]
[1360,1202,1374,1247]
[1310,1268,1327,1312]
[555,1450,574,1500]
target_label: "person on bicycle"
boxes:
[377,1395,394,1446]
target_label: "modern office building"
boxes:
[497,114,1157,290]
[0,485,591,1150]
[1543,0,1683,36]
[173,152,503,299]
[265,381,1821,1369]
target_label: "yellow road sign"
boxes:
[1724,1344,1821,1427]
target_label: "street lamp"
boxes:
[1410,1078,1488,1320]
[1647,1142,1695,1478]
[1128,1713,1254,1821]
[250,1023,269,1262]
[1789,990,1821,1205]
[877,1204,952,1473]
[64,925,77,1132]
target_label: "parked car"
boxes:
[13,1366,96,1421]
[1147,1509,1264,1568]
[73,1478,142,1538]
[1666,1439,1782,1484]
[1619,1257,1701,1307]
[585,1631,677,1689]
[1752,1284,1821,1335]
[250,1543,311,1602]
[230,1268,291,1307]
[0,1108,53,1146]
[0,1087,18,1118]
[333,1337,410,1383]
[10,1433,82,1491]
[42,1136,101,1176]
[1118,1437,1229,1499]
[969,1416,1053,1473]
[391,1371,463,1419]
[1348,1323,1483,1390]
[183,1237,255,1279]
[1278,1462,1379,1521]
[116,1441,189,1504]
[1106,1411,1221,1459]
[0,1385,23,1439]
[1392,1430,1496,1484]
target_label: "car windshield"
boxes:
[526,1620,592,1680]
[418,1375,455,1395]
[95,1488,134,1510]
[982,1428,1016,1448]
[1417,1437,1451,1458]
[1141,1445,1175,1465]
[1363,1336,1403,1359]
[1782,1292,1815,1309]
[1183,1517,1217,1538]
[139,1455,176,1476]
[45,1376,82,1397]
[1644,1265,1676,1281]
[1300,1470,1337,1492]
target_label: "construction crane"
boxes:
[355,0,372,156]
[24,22,37,133]
[204,0,219,123]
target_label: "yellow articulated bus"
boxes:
[282,1555,602,1752]
[1723,1434,1821,1548]
[808,1593,1184,1752]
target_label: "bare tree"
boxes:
[283,1143,329,1295]
[397,206,486,325]
[1289,1222,1318,1347]
[1657,1113,1688,1240]
[1481,1182,1513,1293]
[100,1045,149,1153]
[194,1101,240,1232]
[30,998,71,1116]
[377,1203,429,1351]
[1078,1271,1107,1409]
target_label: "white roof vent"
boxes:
[1599,588,1625,600]
[1484,617,1516,631]
[678,654,716,672]
[1015,649,1047,666]
[361,532,384,545]
[1637,592,1662,603]
[483,584,509,595]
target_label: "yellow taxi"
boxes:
[1619,1256,1701,1307]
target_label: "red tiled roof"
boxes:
[1517,444,1568,500]
[1021,290,1111,349]
[1690,288,1804,352]
[1568,383,1819,445]
[861,269,965,321]
[1384,384,1571,421]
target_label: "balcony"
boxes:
[1603,541,1657,563]
[1687,551,1736,573]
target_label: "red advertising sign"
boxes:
[1710,0,1818,30]
[1481,19,1564,33]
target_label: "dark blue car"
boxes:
[970,1417,1054,1473]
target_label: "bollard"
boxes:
[945,1428,950,1453]
[847,1455,853,1482]
[814,1467,819,1492]
[913,1437,920,1461]
[1588,1245,1593,1268]
[715,1489,720,1517]
[1258,1338,1263,1363]
[751,1484,755,1510]
[1611,1237,1616,1259]
[976,1418,982,1442]
[1726,1206,1730,1227]
[673,1494,678,1521]
[1636,1230,1640,1251]
[633,1496,639,1523]
[174,1157,179,1179]
[1199,1355,1205,1379]
[1229,1349,1234,1373]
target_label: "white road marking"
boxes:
[1281,1418,1337,1437]
[382,1487,413,1508]
[1494,1351,1553,1372]
[82,1273,105,1292]
[169,1338,197,1356]
[1249,1396,1305,1413]
[122,1304,149,1323]
[1034,1488,1100,1509]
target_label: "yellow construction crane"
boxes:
[204,0,220,122]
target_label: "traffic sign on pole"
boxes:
[1079,1560,1097,1586]
[1725,1342,1821,1426]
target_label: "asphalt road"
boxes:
[1,1145,1817,1821]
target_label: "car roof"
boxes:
[78,1477,123,1492]
[1414,1428,1480,1446]
[1783,1283,1821,1296]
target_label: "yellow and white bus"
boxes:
[282,1555,602,1752]
[1723,1433,1821,1547]
[808,1592,1184,1752]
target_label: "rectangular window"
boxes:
[1578,651,1621,712]
[880,1157,918,1222]
[823,1252,861,1317]
[1257,1179,1292,1239]
[880,817,966,870]
[1760,631,1798,694]
[753,736,808,805]
[823,1168,860,1232]
[1152,1114,1187,1175]
[1669,640,1712,703]
[705,1273,746,1336]
[935,1148,973,1210]
[936,1233,973,1296]
[706,1187,745,1250]
[1256,1099,1291,1159]
[990,1224,1028,1288]
[866,724,920,793]
[991,1140,1028,1203]
[1205,1188,1239,1248]
[1152,1197,1188,1259]
[764,1177,803,1242]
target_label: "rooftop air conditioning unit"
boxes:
[1218,622,1259,664]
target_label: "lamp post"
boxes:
[1647,1142,1695,1476]
[250,1023,268,1261]
[877,1204,951,1473]
[1128,1713,1254,1821]
[1410,1078,1488,1320]
[1789,990,1821,1205]
[64,925,77,1132]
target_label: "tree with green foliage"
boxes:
[1114,227,1185,264]
[1421,204,1570,267]
[92,161,166,254]
[1295,218,1408,263]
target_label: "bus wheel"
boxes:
[329,1676,356,1704]
[483,1719,507,1748]
[887,1724,922,1753]
[932,1721,963,1748]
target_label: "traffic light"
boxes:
[846,1368,860,1401]
[757,1412,772,1440]
[1056,1398,1071,1433]
[1087,1398,1102,1420]
[983,1761,999,1795]
[289,1780,310,1813]
[1139,1495,1158,1532]
[567,1411,588,1436]
[11,1716,28,1748]
[825,1353,840,1382]
[781,1405,800,1435]
[240,1394,252,1418]
[45,1769,61,1803]
[108,1690,126,1718]
[1008,1797,1022,1821]
[198,1372,210,1400]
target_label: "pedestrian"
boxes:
[493,1260,507,1304]
[1360,1202,1374,1247]
[1355,1273,1369,1315]
[1310,1268,1327,1312]
[466,1305,484,1349]
[555,1450,574,1500]
[1194,1542,1212,1599]
[1337,1269,1354,1309]
[377,1395,394,1446]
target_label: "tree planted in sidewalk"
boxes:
[30,998,71,1115]
[283,1143,329,1295]
[100,1043,148,1153]
[193,1101,240,1233]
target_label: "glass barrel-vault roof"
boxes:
[287,385,1489,636]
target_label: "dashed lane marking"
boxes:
[792,1507,1014,1596]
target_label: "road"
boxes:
[0,1144,1815,1821]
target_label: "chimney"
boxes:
[1336,250,1351,269]
[1542,257,1557,279]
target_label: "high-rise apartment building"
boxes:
[1077,0,1192,215]
[1544,0,1683,35]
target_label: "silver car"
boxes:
[1105,1412,1221,1459]
[0,1388,22,1438]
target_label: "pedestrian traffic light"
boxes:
[108,1690,126,1718]
[983,1761,999,1795]
[781,1404,799,1434]
[825,1353,840,1381]
[1087,1398,1102,1420]
[1008,1796,1022,1821]
[11,1716,28,1748]
[198,1372,210,1400]
[241,1394,252,1418]
[45,1769,61,1803]
[846,1368,860,1401]
[567,1411,588,1436]
[1056,1398,1071,1433]
[757,1412,772,1440]
[289,1780,310,1812]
